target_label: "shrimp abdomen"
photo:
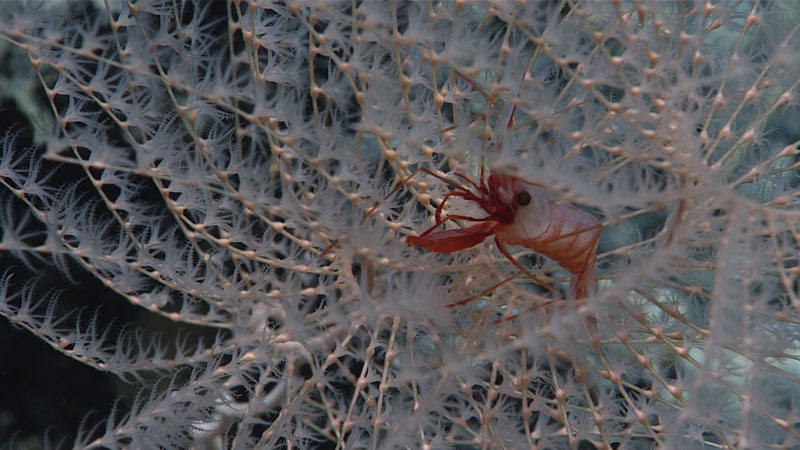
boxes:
[500,202,601,299]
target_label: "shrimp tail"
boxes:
[568,263,598,300]
[566,234,600,299]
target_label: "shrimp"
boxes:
[406,168,602,300]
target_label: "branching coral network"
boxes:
[1,1,800,448]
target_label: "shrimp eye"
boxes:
[516,191,531,206]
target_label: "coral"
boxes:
[1,0,800,448]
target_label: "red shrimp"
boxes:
[406,168,602,300]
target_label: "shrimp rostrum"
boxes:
[406,168,602,300]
